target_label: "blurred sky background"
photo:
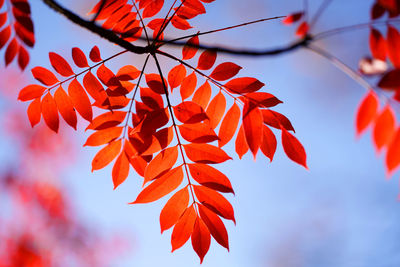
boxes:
[2,0,400,266]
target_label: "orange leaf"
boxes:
[191,217,211,264]
[192,81,212,109]
[387,26,400,68]
[168,64,186,90]
[260,125,277,162]
[282,12,304,25]
[72,47,89,68]
[296,21,309,37]
[183,0,206,13]
[178,122,219,143]
[83,71,108,102]
[116,65,140,80]
[92,140,122,171]
[142,0,163,18]
[49,52,74,77]
[173,101,208,124]
[97,64,121,88]
[132,166,184,204]
[188,163,234,193]
[197,49,217,70]
[41,93,59,133]
[160,187,189,233]
[68,79,93,122]
[182,35,199,60]
[146,73,168,94]
[172,16,192,30]
[31,66,59,86]
[373,106,396,151]
[206,92,226,129]
[242,92,282,108]
[386,127,400,175]
[193,185,235,223]
[262,109,295,132]
[171,205,196,252]
[184,143,232,164]
[84,127,123,147]
[18,84,46,101]
[369,28,386,61]
[86,111,127,130]
[141,87,164,110]
[243,101,263,158]
[235,125,249,159]
[281,128,307,168]
[54,86,77,129]
[180,71,197,100]
[210,62,242,81]
[141,127,174,155]
[224,77,264,94]
[218,102,240,147]
[198,204,229,250]
[356,91,379,135]
[112,152,130,189]
[144,146,179,183]
[27,98,41,127]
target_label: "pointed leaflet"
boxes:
[86,111,127,130]
[18,85,46,101]
[210,62,242,81]
[173,101,208,124]
[224,77,264,94]
[387,26,400,68]
[281,127,307,168]
[282,12,304,24]
[146,73,168,94]
[68,79,93,122]
[184,143,232,164]
[97,64,121,88]
[171,205,197,252]
[235,125,249,159]
[198,204,229,250]
[132,166,184,204]
[182,35,199,60]
[180,71,197,100]
[0,26,11,50]
[144,146,179,183]
[92,140,122,171]
[27,98,41,127]
[260,125,277,162]
[168,64,186,90]
[49,52,74,77]
[296,21,309,37]
[84,127,123,146]
[5,38,18,66]
[262,109,295,132]
[386,128,400,174]
[41,93,59,133]
[242,101,263,158]
[373,106,395,151]
[178,122,219,143]
[117,65,140,81]
[72,47,89,68]
[206,92,226,129]
[112,151,130,189]
[188,163,234,193]
[83,71,108,103]
[377,69,400,89]
[141,87,164,110]
[18,46,29,70]
[241,92,282,108]
[193,185,235,223]
[356,91,379,135]
[160,187,189,233]
[197,49,217,70]
[183,0,206,13]
[31,67,59,86]
[192,81,212,109]
[191,217,211,264]
[89,45,102,62]
[142,0,164,18]
[172,16,192,30]
[54,86,77,129]
[218,102,240,147]
[369,28,386,61]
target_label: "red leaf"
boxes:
[0,26,11,49]
[41,93,59,133]
[210,62,242,81]
[89,45,102,62]
[260,125,277,162]
[281,128,307,168]
[178,122,219,143]
[184,143,232,164]
[386,127,400,174]
[180,71,197,100]
[183,0,206,13]
[86,111,127,130]
[168,64,186,90]
[144,146,179,183]
[262,109,295,132]
[235,125,249,159]
[296,21,309,37]
[356,91,379,135]
[160,187,189,233]
[18,46,29,70]
[182,35,199,60]
[242,92,282,108]
[243,101,263,158]
[171,205,196,251]
[132,166,184,204]
[18,84,46,101]
[198,204,229,250]
[224,77,264,94]
[282,12,304,25]
[92,140,122,171]
[83,71,108,102]
[68,79,93,122]
[31,66,59,86]
[188,163,234,193]
[5,38,18,66]
[369,28,386,61]
[72,47,89,68]
[84,127,123,147]
[27,98,41,127]
[218,102,240,147]
[197,49,217,70]
[191,217,211,264]
[173,101,208,124]
[373,106,396,151]
[116,65,140,80]
[112,152,130,189]
[378,69,400,89]
[142,0,163,18]
[171,16,192,30]
[49,52,74,77]
[206,92,226,129]
[387,26,400,68]
[192,81,212,109]
[54,86,77,129]
[193,185,235,223]
[141,87,164,110]
[146,73,168,94]
[97,64,121,88]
